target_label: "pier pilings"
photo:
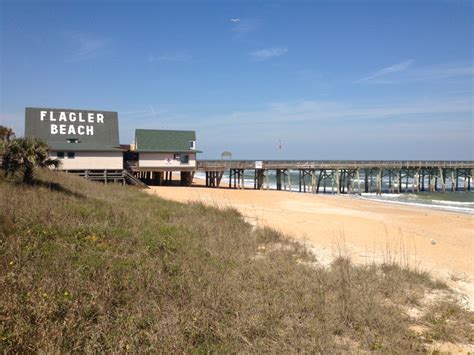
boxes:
[198,161,474,195]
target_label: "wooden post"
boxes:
[335,169,340,194]
[377,169,382,195]
[405,170,409,192]
[421,169,425,191]
[312,170,317,193]
[397,170,401,194]
[316,170,323,194]
[287,169,291,192]
[464,170,468,191]
[356,169,361,195]
[364,169,369,193]
[349,171,354,194]
[455,169,459,191]
[276,169,282,190]
[416,169,420,193]
[370,170,374,193]
[388,170,392,193]
[427,170,431,192]
[303,170,307,193]
[451,170,455,192]
[298,170,302,192]
[464,170,474,191]
[439,168,446,193]
[265,170,270,190]
[339,170,344,193]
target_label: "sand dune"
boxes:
[147,181,474,307]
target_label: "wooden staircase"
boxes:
[122,170,149,188]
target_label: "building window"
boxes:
[57,152,65,159]
[67,152,75,159]
[189,140,195,150]
[181,155,189,164]
[174,154,181,160]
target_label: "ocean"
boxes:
[194,169,474,214]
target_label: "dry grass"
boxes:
[0,169,472,352]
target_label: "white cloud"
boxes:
[250,47,288,61]
[151,51,192,62]
[231,18,260,38]
[356,60,413,83]
[356,61,474,84]
[192,97,473,130]
[65,32,108,60]
[193,97,473,159]
[230,18,240,23]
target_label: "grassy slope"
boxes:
[0,170,472,352]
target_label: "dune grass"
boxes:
[0,169,472,352]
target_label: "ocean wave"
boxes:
[359,196,474,214]
[433,200,474,206]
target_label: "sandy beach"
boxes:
[147,179,474,306]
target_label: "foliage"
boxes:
[0,125,15,143]
[0,126,15,156]
[1,137,59,184]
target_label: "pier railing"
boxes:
[198,160,474,170]
[197,160,473,193]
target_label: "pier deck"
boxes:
[197,160,474,194]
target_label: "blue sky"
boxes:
[1,0,472,159]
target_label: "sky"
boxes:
[1,0,473,160]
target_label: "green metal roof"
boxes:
[135,129,201,153]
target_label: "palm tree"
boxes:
[2,137,60,184]
[0,126,15,157]
[0,125,15,142]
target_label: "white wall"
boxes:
[139,152,196,169]
[52,151,123,170]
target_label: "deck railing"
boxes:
[197,160,474,170]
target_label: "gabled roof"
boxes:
[135,129,202,153]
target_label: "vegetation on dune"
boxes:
[1,126,59,184]
[0,125,15,157]
[0,169,472,352]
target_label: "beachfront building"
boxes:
[130,129,201,185]
[25,107,126,181]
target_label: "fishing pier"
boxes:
[198,160,474,194]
